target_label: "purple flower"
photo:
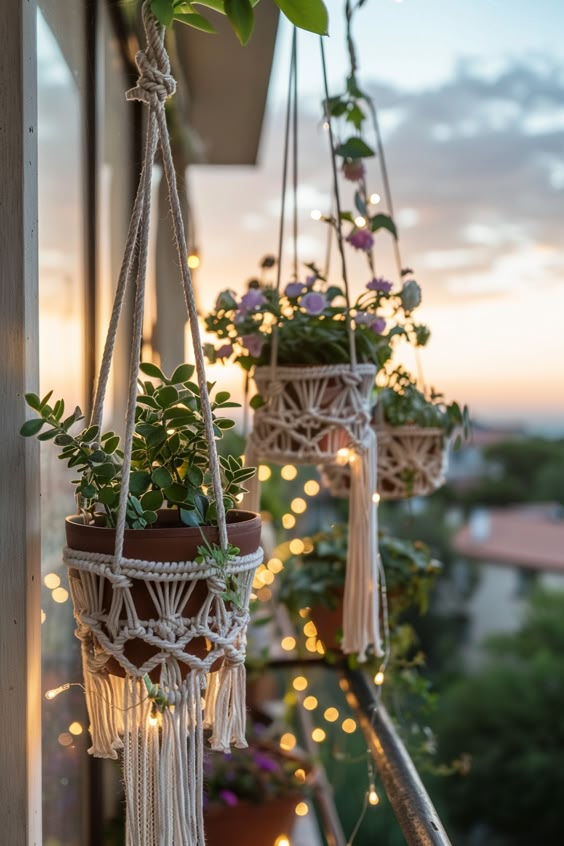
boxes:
[370,316,386,334]
[342,160,365,182]
[366,276,393,294]
[238,289,266,315]
[301,292,327,315]
[347,229,374,252]
[354,313,372,326]
[253,751,280,773]
[242,334,264,358]
[219,789,238,807]
[285,281,304,298]
[305,274,317,288]
[216,343,233,360]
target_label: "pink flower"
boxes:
[238,289,265,315]
[216,343,233,360]
[285,281,304,298]
[301,292,327,315]
[242,334,264,358]
[342,160,365,181]
[347,229,374,252]
[366,276,393,294]
[219,790,238,807]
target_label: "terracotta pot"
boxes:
[204,796,299,846]
[308,591,344,652]
[65,510,261,679]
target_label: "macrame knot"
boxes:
[206,570,227,597]
[265,379,284,398]
[126,48,177,105]
[340,369,363,387]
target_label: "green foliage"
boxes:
[278,523,440,625]
[149,0,329,39]
[21,363,255,529]
[379,366,470,438]
[434,591,564,846]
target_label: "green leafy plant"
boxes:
[203,260,428,382]
[21,362,255,529]
[278,523,440,622]
[378,366,470,443]
[149,0,329,45]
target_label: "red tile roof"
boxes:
[453,505,564,572]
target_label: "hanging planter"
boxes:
[21,5,268,844]
[320,366,468,500]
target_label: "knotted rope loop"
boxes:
[126,48,176,105]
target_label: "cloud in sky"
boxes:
[191,55,564,431]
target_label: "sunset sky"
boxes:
[191,0,564,434]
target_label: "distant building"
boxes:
[451,503,564,667]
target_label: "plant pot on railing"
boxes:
[203,741,311,846]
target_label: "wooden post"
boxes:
[0,1,42,844]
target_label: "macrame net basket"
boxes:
[250,363,376,465]
[320,424,448,500]
[60,5,263,843]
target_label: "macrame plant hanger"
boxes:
[244,31,382,661]
[63,6,262,845]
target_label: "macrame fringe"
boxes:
[204,661,248,752]
[341,430,383,661]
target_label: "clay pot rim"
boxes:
[65,509,261,539]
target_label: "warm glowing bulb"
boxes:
[336,447,350,465]
[289,539,305,555]
[68,722,83,736]
[294,768,306,783]
[310,209,322,221]
[44,572,60,589]
[292,676,308,692]
[282,513,296,529]
[303,620,317,638]
[187,252,200,269]
[275,837,291,846]
[372,492,381,504]
[374,671,385,686]
[354,215,366,227]
[281,636,296,652]
[304,480,320,497]
[291,497,307,514]
[52,587,69,604]
[368,789,379,806]
[281,464,298,481]
[303,539,314,553]
[261,570,274,585]
[369,192,381,204]
[295,802,309,816]
[58,732,73,747]
[149,714,159,727]
[257,587,272,602]
[303,695,318,711]
[41,610,46,624]
[324,707,339,723]
[316,640,326,655]
[305,636,318,653]
[342,718,357,734]
[323,120,330,130]
[298,607,310,618]
[280,733,297,751]
[45,683,71,700]
[268,558,283,574]
[311,728,326,743]
[258,464,272,482]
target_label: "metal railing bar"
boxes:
[342,668,452,846]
